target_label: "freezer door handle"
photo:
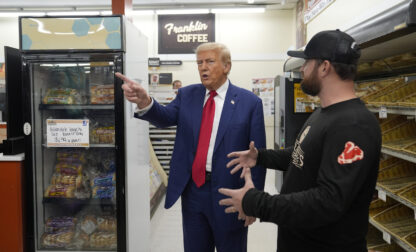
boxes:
[23,122,31,135]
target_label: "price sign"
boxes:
[378,190,387,202]
[47,119,89,147]
[379,106,387,118]
[383,232,391,244]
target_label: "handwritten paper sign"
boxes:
[47,119,89,147]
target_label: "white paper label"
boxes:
[379,106,387,119]
[46,119,89,147]
[383,232,391,244]
[378,190,387,202]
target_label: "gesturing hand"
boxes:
[227,141,258,178]
[218,168,256,227]
[115,72,152,108]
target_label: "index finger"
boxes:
[218,188,234,197]
[115,72,131,82]
[226,158,240,168]
[227,152,239,158]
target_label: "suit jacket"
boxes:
[138,82,266,229]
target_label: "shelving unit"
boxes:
[376,185,416,212]
[346,1,416,251]
[148,86,178,175]
[369,218,415,252]
[382,148,416,164]
[367,105,416,116]
[149,125,176,174]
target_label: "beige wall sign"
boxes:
[304,0,335,24]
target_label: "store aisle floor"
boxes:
[150,170,278,252]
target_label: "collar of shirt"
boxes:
[204,79,229,102]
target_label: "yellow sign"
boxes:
[293,83,315,113]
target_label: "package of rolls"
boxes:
[44,149,91,199]
[40,216,77,248]
[42,88,83,104]
[73,215,117,250]
[41,215,117,250]
[90,84,114,104]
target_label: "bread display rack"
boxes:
[148,86,177,176]
[347,0,416,250]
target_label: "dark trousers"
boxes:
[181,179,248,252]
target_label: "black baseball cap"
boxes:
[287,29,361,64]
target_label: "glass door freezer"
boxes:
[21,52,126,251]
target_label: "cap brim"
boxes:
[287,50,307,59]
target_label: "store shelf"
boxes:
[382,147,416,164]
[151,140,175,145]
[150,129,177,134]
[150,123,176,175]
[39,104,114,110]
[149,134,176,139]
[153,145,174,150]
[149,125,176,129]
[376,186,416,212]
[369,218,415,252]
[155,150,173,155]
[368,105,416,116]
[43,197,115,205]
[43,143,115,148]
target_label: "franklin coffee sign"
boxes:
[158,14,215,54]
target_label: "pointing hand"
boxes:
[115,72,152,108]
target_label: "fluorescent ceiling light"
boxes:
[0,12,45,17]
[131,10,155,15]
[47,11,100,16]
[211,8,265,14]
[100,11,113,15]
[156,9,209,15]
[247,0,255,3]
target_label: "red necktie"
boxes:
[192,90,217,187]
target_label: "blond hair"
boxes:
[195,42,231,66]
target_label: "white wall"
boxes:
[131,10,296,148]
[306,0,408,40]
[0,17,19,61]
[124,21,151,252]
[132,10,294,91]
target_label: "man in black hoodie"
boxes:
[219,30,381,252]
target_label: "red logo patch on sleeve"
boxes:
[337,141,364,165]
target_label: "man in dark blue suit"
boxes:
[116,42,266,252]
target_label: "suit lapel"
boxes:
[192,85,207,150]
[214,83,238,154]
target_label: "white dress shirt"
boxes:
[205,80,228,172]
[135,80,230,172]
